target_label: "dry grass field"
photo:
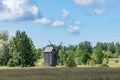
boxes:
[0,68,120,80]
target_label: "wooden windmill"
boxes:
[44,40,62,67]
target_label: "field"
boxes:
[0,68,120,80]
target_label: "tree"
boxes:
[65,50,76,67]
[0,30,10,66]
[80,52,91,64]
[115,42,120,55]
[108,42,116,54]
[35,48,44,60]
[78,41,92,54]
[95,42,108,51]
[0,40,10,65]
[0,30,9,41]
[10,30,36,67]
[91,49,104,64]
[58,49,67,65]
[104,51,112,58]
[103,51,112,64]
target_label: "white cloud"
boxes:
[62,9,70,18]
[67,25,80,33]
[91,8,105,15]
[52,20,65,27]
[75,20,81,25]
[34,18,50,24]
[0,0,40,21]
[74,0,106,6]
[74,0,96,6]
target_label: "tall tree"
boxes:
[115,42,120,54]
[108,42,116,54]
[10,30,36,67]
[0,30,9,41]
[95,42,108,51]
[78,41,92,54]
[0,30,10,66]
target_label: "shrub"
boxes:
[7,59,18,67]
[65,56,76,67]
[99,63,109,68]
[115,60,119,63]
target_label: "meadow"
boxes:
[0,68,120,80]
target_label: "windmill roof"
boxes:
[44,46,54,52]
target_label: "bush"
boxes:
[7,59,18,67]
[99,63,109,68]
[113,53,120,58]
[115,60,119,63]
[65,56,76,67]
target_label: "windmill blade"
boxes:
[49,40,52,46]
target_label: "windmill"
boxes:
[44,40,62,67]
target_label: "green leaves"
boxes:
[91,49,104,64]
[10,30,36,67]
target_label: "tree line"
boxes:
[58,41,120,67]
[0,30,120,67]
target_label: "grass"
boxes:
[108,58,120,67]
[0,68,120,80]
[35,58,120,68]
[0,58,120,80]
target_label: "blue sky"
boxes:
[0,0,120,48]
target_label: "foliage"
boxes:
[113,53,120,58]
[108,42,116,54]
[65,56,76,67]
[99,63,109,68]
[0,30,9,41]
[1,30,120,67]
[35,48,44,60]
[58,49,67,65]
[7,59,18,67]
[10,30,36,67]
[95,42,108,51]
[115,60,119,63]
[81,52,91,64]
[91,49,104,64]
[78,41,92,53]
[65,50,76,67]
[0,30,10,66]
[115,42,120,54]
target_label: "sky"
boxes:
[0,0,120,48]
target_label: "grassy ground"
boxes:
[108,58,120,67]
[0,68,120,80]
[35,58,120,68]
[0,58,120,80]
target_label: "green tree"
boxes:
[0,30,9,41]
[108,42,116,54]
[80,52,91,64]
[95,42,108,51]
[35,48,44,60]
[0,40,10,65]
[78,41,93,54]
[58,49,67,65]
[0,30,10,66]
[91,49,104,64]
[115,42,120,56]
[10,30,36,67]
[104,51,112,58]
[65,50,76,67]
